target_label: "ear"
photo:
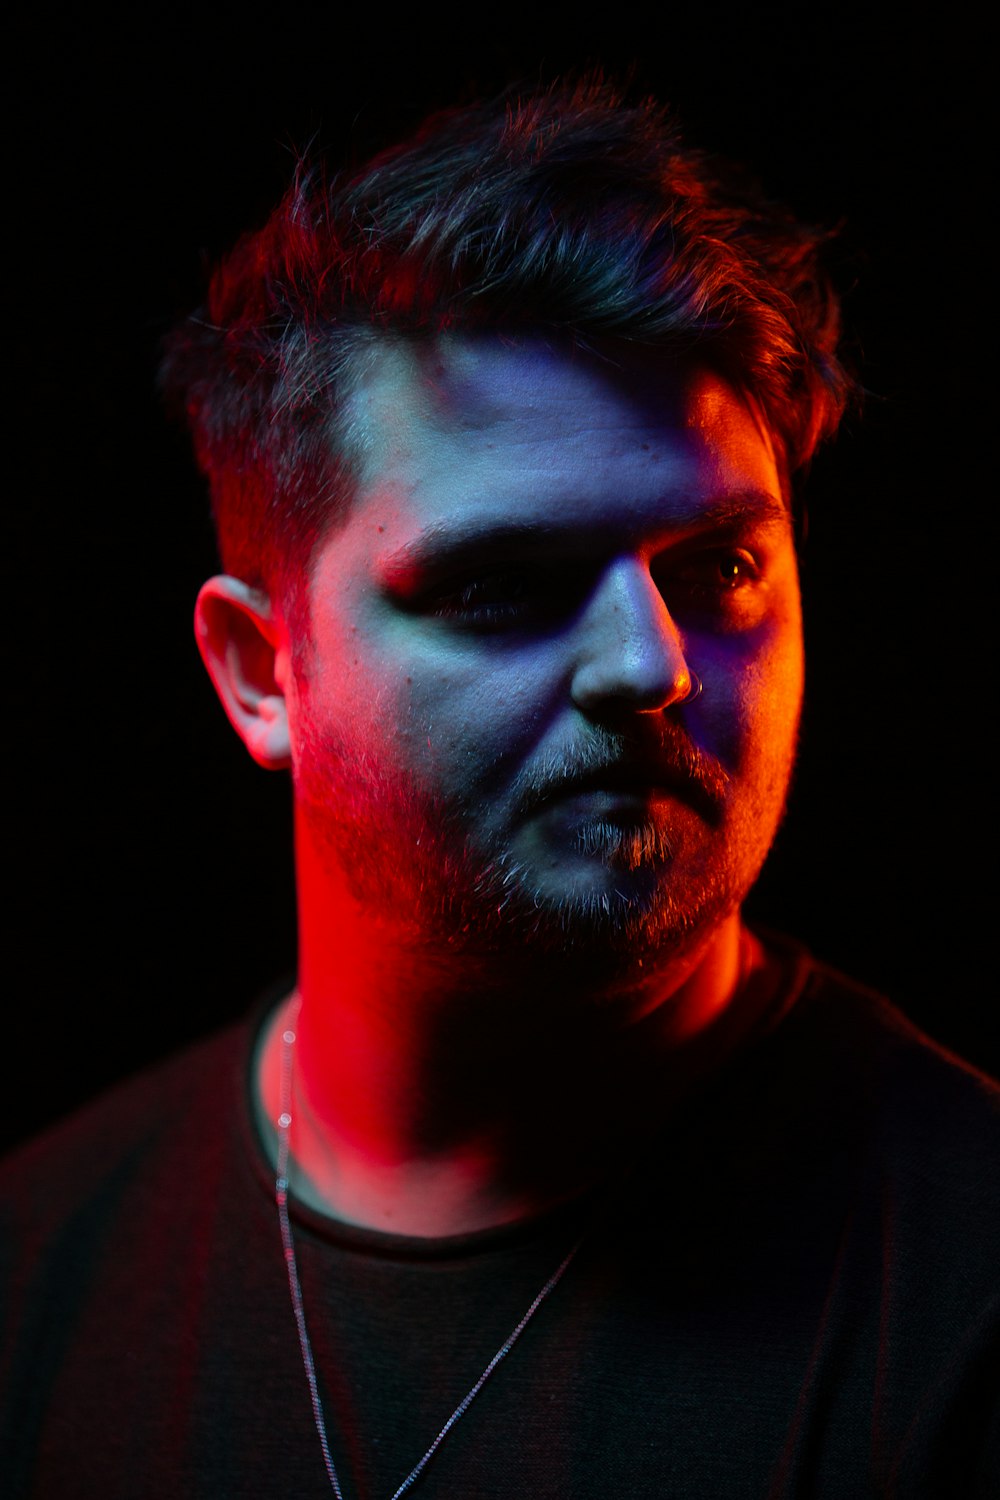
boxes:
[194,576,292,770]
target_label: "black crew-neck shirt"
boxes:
[2,934,997,1498]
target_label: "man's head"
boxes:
[169,77,850,985]
[163,75,849,620]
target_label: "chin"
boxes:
[447,840,739,974]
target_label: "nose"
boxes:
[570,556,695,719]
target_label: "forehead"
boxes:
[338,334,783,549]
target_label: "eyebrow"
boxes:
[379,491,789,583]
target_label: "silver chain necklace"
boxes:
[275,1000,585,1500]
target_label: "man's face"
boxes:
[286,336,803,975]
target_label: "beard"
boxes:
[292,706,798,975]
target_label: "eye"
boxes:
[710,549,758,587]
[651,545,768,629]
[423,565,557,631]
[416,559,603,634]
[707,550,758,589]
[665,547,761,596]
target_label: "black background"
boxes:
[8,3,994,1153]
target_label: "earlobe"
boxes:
[194,576,292,770]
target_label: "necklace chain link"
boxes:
[275,998,584,1500]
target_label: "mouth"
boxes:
[556,765,680,797]
[542,764,723,825]
[536,780,679,871]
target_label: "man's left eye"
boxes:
[663,548,762,597]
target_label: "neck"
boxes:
[255,816,773,1238]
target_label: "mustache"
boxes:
[511,724,729,825]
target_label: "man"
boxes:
[2,78,996,1498]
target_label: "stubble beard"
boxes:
[293,717,798,974]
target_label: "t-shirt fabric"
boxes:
[2,934,998,1498]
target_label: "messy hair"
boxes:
[162,74,852,607]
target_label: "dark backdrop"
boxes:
[8,3,994,1154]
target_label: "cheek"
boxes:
[290,627,416,782]
[408,650,558,788]
[697,615,804,772]
[745,626,805,772]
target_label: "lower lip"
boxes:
[544,787,671,818]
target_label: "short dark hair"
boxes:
[163,74,852,607]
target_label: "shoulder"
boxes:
[791,942,999,1125]
[0,1015,255,1253]
[757,933,1000,1255]
[760,929,998,1106]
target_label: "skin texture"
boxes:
[196,334,805,1236]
